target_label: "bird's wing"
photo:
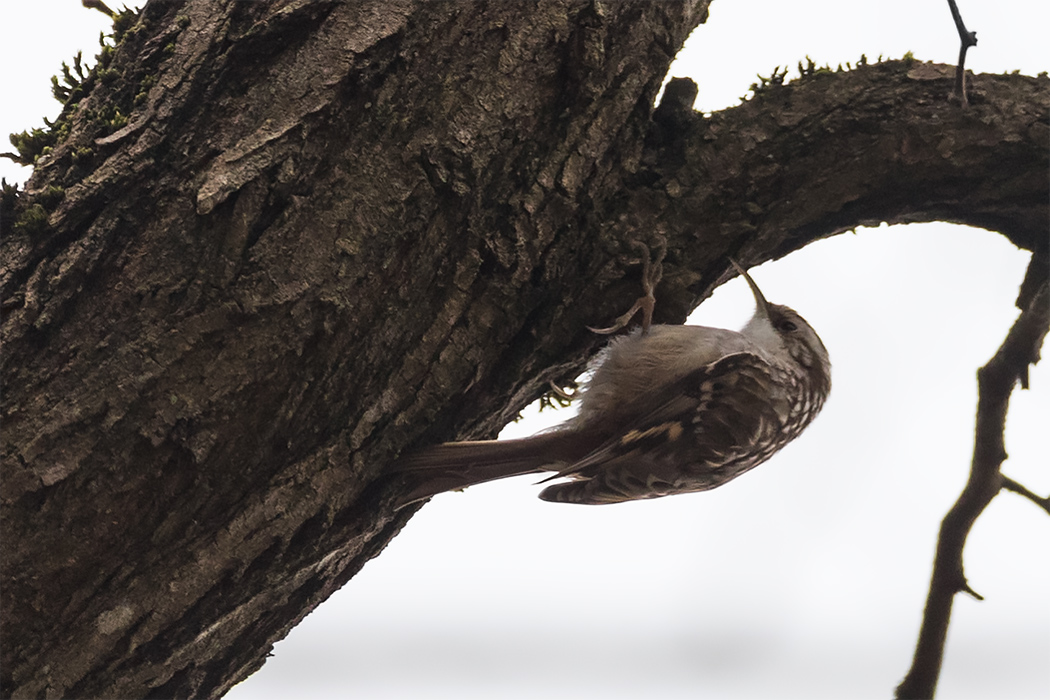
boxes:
[539,353,791,504]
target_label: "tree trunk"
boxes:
[1,1,1046,697]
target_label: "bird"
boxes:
[391,254,831,507]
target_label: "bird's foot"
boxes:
[548,379,579,401]
[588,237,666,335]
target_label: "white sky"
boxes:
[3,2,1047,699]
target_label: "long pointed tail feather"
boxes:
[391,430,595,507]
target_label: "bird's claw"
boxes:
[548,379,579,401]
[589,238,666,335]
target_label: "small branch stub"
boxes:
[1001,475,1050,515]
[946,0,978,105]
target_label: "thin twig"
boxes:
[895,272,1049,700]
[1001,475,1050,515]
[946,0,978,105]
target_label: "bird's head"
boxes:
[732,260,831,388]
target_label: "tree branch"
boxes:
[946,0,978,105]
[1001,475,1050,515]
[895,263,1049,700]
[1,2,1045,695]
[628,63,1048,325]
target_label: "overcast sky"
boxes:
[3,2,1047,699]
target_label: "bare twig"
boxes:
[1001,475,1050,515]
[895,269,1049,700]
[946,0,978,105]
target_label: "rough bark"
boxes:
[0,1,1046,697]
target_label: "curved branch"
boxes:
[895,265,1049,700]
[626,62,1048,321]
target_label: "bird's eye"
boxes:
[779,320,798,332]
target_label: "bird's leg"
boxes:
[589,237,666,335]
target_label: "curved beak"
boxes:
[729,258,771,319]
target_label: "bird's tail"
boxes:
[390,430,595,507]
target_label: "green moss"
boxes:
[52,52,91,105]
[1,179,19,217]
[8,127,57,166]
[49,118,72,142]
[51,75,71,103]
[69,52,88,83]
[95,24,121,66]
[4,184,65,238]
[2,4,146,176]
[107,108,128,132]
[135,72,156,104]
[748,65,788,96]
[97,67,120,85]
[39,185,66,209]
[71,146,94,163]
[13,204,51,236]
[112,7,139,42]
